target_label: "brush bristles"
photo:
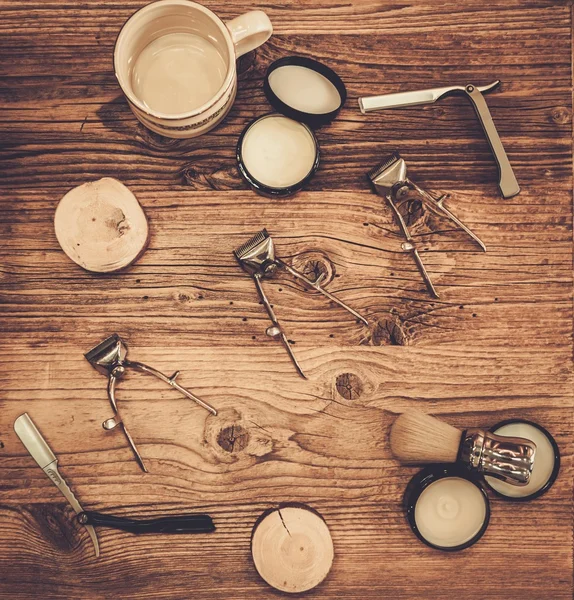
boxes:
[233,229,269,260]
[367,151,401,182]
[389,409,462,464]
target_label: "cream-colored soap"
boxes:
[485,423,555,497]
[414,477,487,548]
[131,32,227,115]
[241,115,317,189]
[268,65,341,114]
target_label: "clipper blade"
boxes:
[85,333,127,376]
[233,229,270,260]
[367,151,402,183]
[234,229,276,276]
[367,151,407,197]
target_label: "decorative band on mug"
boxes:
[404,465,490,552]
[483,419,560,501]
[237,114,320,198]
[263,56,347,127]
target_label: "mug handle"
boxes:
[226,10,273,58]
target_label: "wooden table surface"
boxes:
[1,1,572,598]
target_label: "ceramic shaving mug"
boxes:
[114,0,273,138]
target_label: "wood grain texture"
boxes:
[0,1,572,599]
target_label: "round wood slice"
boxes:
[251,505,334,594]
[54,177,149,272]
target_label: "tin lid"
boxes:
[483,419,560,502]
[403,465,490,552]
[263,56,347,127]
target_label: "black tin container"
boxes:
[263,56,347,127]
[483,419,560,502]
[237,56,346,198]
[404,464,490,552]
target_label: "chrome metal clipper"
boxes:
[234,229,368,378]
[85,333,217,472]
[359,81,520,199]
[368,151,486,298]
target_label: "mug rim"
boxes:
[113,0,236,121]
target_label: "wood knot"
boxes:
[205,408,273,461]
[290,251,335,286]
[31,505,77,552]
[550,106,571,125]
[237,52,257,78]
[395,188,432,234]
[401,197,425,227]
[136,125,183,150]
[370,318,408,346]
[217,425,250,453]
[335,373,364,400]
[180,164,242,190]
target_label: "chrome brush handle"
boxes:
[460,428,536,485]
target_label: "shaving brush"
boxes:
[390,410,536,486]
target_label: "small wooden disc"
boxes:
[251,505,334,594]
[54,177,149,272]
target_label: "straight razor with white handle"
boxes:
[359,80,520,200]
[14,413,100,557]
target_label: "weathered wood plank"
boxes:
[0,3,571,193]
[0,0,572,598]
[0,345,571,501]
[0,345,572,597]
[0,189,571,348]
[0,496,571,600]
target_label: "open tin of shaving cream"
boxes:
[404,465,490,551]
[237,56,346,197]
[237,114,319,197]
[484,419,560,501]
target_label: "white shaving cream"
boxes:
[414,477,487,548]
[241,115,317,189]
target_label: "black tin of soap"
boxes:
[404,464,490,552]
[237,56,346,198]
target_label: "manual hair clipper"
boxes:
[368,151,486,298]
[234,229,368,378]
[85,333,217,472]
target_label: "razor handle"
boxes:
[79,511,215,534]
[464,84,520,199]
